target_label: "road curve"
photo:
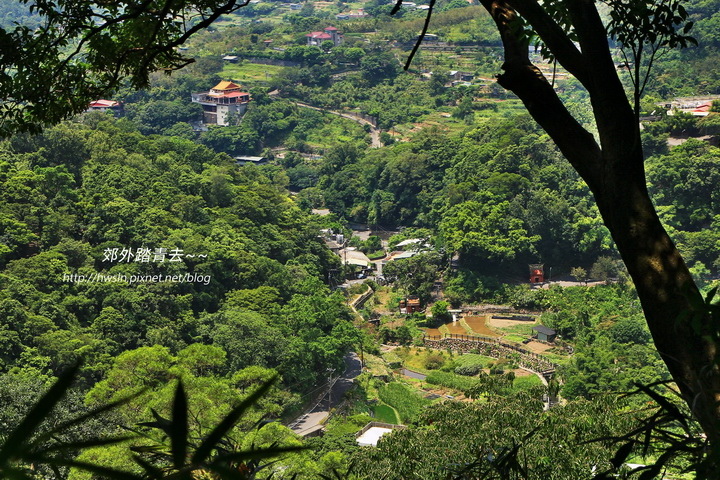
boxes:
[294,102,382,148]
[289,352,363,436]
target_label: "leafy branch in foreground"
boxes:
[128,377,306,479]
[587,381,712,480]
[0,0,250,136]
[590,288,720,480]
[0,365,305,479]
[0,363,136,480]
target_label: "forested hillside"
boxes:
[0,114,369,475]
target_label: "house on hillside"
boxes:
[399,296,422,314]
[449,70,475,82]
[338,9,368,18]
[87,99,122,113]
[533,325,557,343]
[191,81,251,126]
[306,27,343,47]
[235,156,267,166]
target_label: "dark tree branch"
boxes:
[402,0,437,70]
[506,0,590,85]
[565,0,640,165]
[478,0,603,186]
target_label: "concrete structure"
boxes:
[356,422,406,447]
[191,81,250,126]
[357,427,393,447]
[529,264,545,284]
[449,70,475,82]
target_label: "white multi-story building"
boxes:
[191,81,251,126]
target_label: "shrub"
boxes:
[455,364,482,376]
[378,383,430,423]
[424,353,445,370]
[440,360,458,372]
[425,371,480,392]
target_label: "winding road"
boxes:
[294,102,383,148]
[289,352,363,436]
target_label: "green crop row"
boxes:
[377,383,430,424]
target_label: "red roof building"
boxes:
[692,103,712,116]
[87,99,122,112]
[306,27,343,47]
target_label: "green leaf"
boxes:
[638,463,662,480]
[39,436,135,453]
[170,381,189,469]
[705,286,718,305]
[30,456,142,480]
[131,454,164,479]
[38,389,146,445]
[213,445,308,463]
[191,374,278,464]
[610,441,635,469]
[0,362,79,464]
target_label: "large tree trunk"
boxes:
[595,157,720,441]
[478,0,720,440]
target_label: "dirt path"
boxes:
[294,101,382,148]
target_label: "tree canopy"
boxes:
[0,0,245,136]
[458,0,720,457]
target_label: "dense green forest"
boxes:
[0,115,368,475]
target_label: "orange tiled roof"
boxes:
[212,81,242,91]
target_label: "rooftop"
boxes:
[234,156,266,163]
[339,248,372,267]
[533,325,557,336]
[355,422,406,447]
[357,427,393,447]
[208,91,250,99]
[89,99,120,108]
[211,80,243,91]
[307,32,332,39]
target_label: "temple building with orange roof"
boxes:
[191,81,251,126]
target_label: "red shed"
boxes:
[529,264,544,284]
